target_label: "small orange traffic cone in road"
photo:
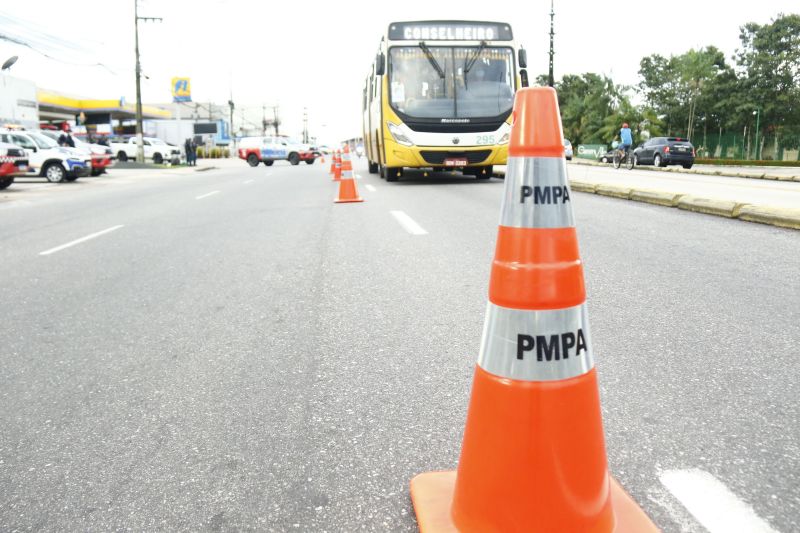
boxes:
[333,151,342,181]
[334,147,363,203]
[329,152,336,175]
[410,87,658,532]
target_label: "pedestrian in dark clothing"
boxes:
[185,138,196,166]
[190,138,199,166]
[58,127,76,148]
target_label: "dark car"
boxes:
[633,137,695,169]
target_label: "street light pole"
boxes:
[133,0,162,163]
[547,0,555,87]
[753,108,761,161]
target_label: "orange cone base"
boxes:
[334,196,363,203]
[410,472,658,533]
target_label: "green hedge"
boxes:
[695,158,800,167]
[196,147,231,159]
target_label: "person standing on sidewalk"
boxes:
[184,138,196,166]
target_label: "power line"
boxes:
[0,33,118,73]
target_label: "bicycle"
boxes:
[612,146,635,170]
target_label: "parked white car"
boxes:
[111,137,179,164]
[0,129,91,182]
[39,130,115,176]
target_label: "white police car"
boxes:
[0,129,91,182]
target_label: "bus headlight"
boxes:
[388,122,413,146]
[498,132,509,144]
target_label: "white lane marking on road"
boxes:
[39,225,125,256]
[195,190,220,200]
[355,174,362,179]
[365,184,377,192]
[660,469,779,533]
[391,210,427,235]
[243,179,255,184]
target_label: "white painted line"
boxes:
[195,190,220,200]
[243,179,254,184]
[39,225,125,256]
[660,469,779,533]
[390,210,428,235]
[365,184,377,192]
[355,174,362,180]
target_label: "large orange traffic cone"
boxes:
[410,87,658,532]
[334,149,363,203]
[341,144,353,172]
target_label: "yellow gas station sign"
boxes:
[171,78,191,102]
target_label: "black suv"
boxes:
[633,137,695,169]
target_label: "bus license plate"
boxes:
[444,158,468,167]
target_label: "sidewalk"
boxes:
[569,157,800,181]
[494,161,800,230]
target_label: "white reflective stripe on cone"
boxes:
[500,156,575,229]
[478,302,594,382]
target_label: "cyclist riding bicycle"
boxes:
[619,122,633,156]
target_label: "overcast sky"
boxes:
[1,1,797,143]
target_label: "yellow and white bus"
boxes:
[362,20,528,181]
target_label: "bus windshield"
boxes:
[388,46,515,119]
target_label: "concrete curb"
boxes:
[737,205,800,230]
[595,184,632,199]
[629,189,684,207]
[570,158,800,181]
[568,179,799,230]
[569,180,597,193]
[676,196,745,218]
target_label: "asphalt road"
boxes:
[1,160,798,532]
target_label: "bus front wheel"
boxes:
[383,166,400,182]
[475,165,493,179]
[368,161,379,174]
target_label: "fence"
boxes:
[692,130,800,161]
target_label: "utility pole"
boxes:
[548,0,555,87]
[228,97,235,142]
[134,0,162,163]
[273,105,280,136]
[262,104,267,135]
[302,107,308,143]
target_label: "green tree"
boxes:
[638,47,731,140]
[545,73,633,145]
[736,13,800,155]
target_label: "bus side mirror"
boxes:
[520,69,529,88]
[518,48,527,69]
[375,53,385,76]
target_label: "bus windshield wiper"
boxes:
[418,42,445,79]
[464,41,487,89]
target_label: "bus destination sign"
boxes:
[388,22,513,41]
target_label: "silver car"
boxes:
[563,139,573,160]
